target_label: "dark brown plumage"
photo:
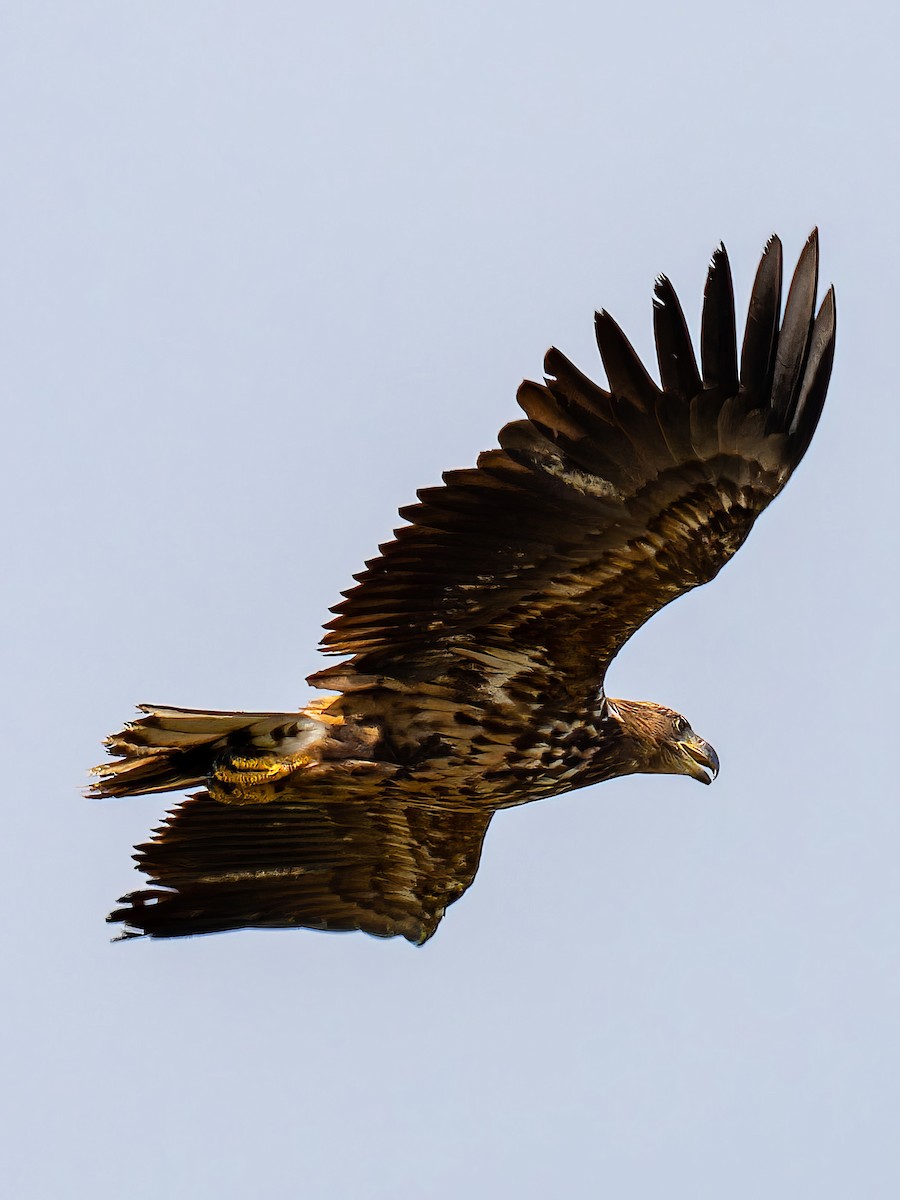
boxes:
[93,232,835,944]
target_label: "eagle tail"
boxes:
[89,704,330,800]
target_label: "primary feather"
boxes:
[93,232,835,943]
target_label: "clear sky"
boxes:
[3,3,898,1197]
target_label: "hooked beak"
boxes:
[680,736,720,785]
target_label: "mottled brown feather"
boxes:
[110,793,492,944]
[319,234,835,698]
[97,234,835,944]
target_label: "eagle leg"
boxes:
[208,748,314,805]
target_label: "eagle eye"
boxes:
[673,716,688,736]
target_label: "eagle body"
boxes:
[94,233,835,944]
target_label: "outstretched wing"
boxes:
[109,790,493,944]
[316,233,834,708]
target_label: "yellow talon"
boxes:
[210,751,312,804]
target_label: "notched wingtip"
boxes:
[793,228,820,279]
[708,241,729,271]
[652,274,672,307]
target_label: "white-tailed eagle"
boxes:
[93,232,835,944]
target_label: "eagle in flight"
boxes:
[93,232,835,944]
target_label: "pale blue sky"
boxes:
[3,3,899,1197]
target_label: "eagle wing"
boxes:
[99,233,835,945]
[316,233,835,708]
[109,787,493,944]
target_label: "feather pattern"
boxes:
[94,234,835,943]
[111,793,492,944]
[319,233,834,693]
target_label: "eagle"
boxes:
[93,232,835,944]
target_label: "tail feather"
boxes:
[90,704,329,799]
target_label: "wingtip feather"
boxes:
[701,242,738,392]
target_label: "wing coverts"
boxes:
[98,233,835,942]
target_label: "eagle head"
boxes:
[606,699,719,785]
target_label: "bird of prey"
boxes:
[93,232,835,944]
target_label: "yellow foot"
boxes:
[209,750,312,805]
